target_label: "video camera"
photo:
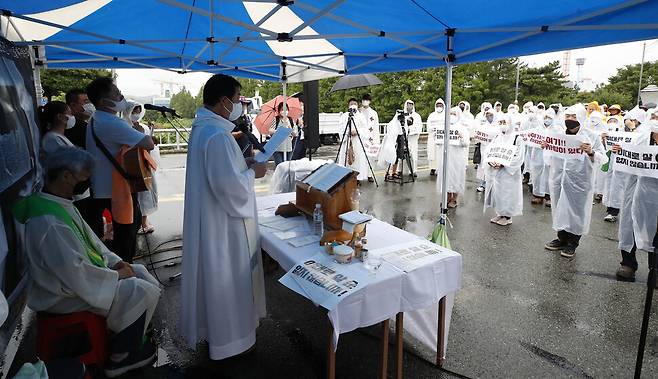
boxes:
[396,109,413,126]
[348,107,359,116]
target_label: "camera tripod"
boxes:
[335,111,379,187]
[385,113,415,185]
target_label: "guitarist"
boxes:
[85,77,155,263]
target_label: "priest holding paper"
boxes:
[181,74,267,360]
[543,104,607,259]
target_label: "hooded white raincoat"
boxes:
[403,100,423,172]
[435,107,470,195]
[483,126,525,217]
[426,99,446,170]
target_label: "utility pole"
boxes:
[514,58,521,104]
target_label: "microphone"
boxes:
[144,103,181,118]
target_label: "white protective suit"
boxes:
[493,101,505,120]
[629,128,658,252]
[403,100,423,172]
[506,104,523,133]
[426,99,446,171]
[377,114,403,169]
[521,106,541,175]
[459,101,475,121]
[476,110,501,181]
[181,107,266,360]
[547,104,608,235]
[483,126,525,217]
[337,110,370,181]
[360,105,380,158]
[435,107,470,195]
[529,109,562,197]
[20,192,161,335]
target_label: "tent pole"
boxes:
[637,41,646,106]
[441,29,455,222]
[282,61,288,162]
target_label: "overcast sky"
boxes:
[116,39,658,98]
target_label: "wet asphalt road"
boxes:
[130,141,658,379]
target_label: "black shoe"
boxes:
[105,340,157,378]
[544,239,566,251]
[430,169,436,176]
[560,246,576,258]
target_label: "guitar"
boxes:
[122,147,156,193]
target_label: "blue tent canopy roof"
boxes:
[2,0,658,81]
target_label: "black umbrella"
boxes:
[330,74,382,92]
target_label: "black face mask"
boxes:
[565,119,580,130]
[73,179,91,195]
[459,105,465,111]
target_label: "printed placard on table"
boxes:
[483,143,520,167]
[279,253,371,311]
[543,132,587,160]
[473,126,499,145]
[604,131,636,150]
[612,142,658,179]
[517,128,547,149]
[435,128,463,146]
[369,239,452,273]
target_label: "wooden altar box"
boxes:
[294,164,358,230]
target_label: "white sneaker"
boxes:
[495,217,513,226]
[476,185,485,192]
[604,214,618,222]
[490,216,502,223]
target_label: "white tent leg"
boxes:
[441,62,453,218]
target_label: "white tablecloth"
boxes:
[257,193,462,355]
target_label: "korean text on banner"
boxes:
[435,129,462,146]
[612,142,658,179]
[473,127,499,145]
[543,132,587,160]
[483,143,519,167]
[604,131,637,150]
[279,253,371,311]
[518,128,547,149]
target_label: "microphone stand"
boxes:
[159,111,189,145]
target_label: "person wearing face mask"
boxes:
[403,100,423,176]
[606,104,623,124]
[269,102,295,166]
[528,109,561,206]
[493,101,504,120]
[476,109,500,192]
[13,147,161,378]
[611,108,658,281]
[458,101,475,121]
[426,99,446,176]
[122,102,159,235]
[521,106,540,185]
[337,98,370,183]
[586,101,600,118]
[436,107,470,207]
[475,102,493,125]
[587,110,608,202]
[360,94,379,182]
[543,104,607,259]
[483,118,525,226]
[65,88,95,149]
[536,102,546,119]
[181,74,267,361]
[505,103,523,134]
[85,77,155,263]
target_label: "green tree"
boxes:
[195,85,204,109]
[588,61,658,109]
[40,68,113,100]
[170,87,196,118]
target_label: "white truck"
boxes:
[319,112,344,145]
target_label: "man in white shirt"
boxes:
[84,77,154,263]
[181,74,267,361]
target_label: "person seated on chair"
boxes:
[13,147,161,378]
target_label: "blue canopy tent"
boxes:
[3,0,658,223]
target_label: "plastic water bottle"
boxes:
[313,203,324,236]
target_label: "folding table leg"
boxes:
[379,319,390,379]
[436,296,447,367]
[327,320,335,379]
[395,312,404,379]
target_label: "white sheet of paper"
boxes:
[261,218,303,231]
[288,235,321,248]
[254,127,293,163]
[303,163,353,192]
[274,230,309,240]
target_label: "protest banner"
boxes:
[543,132,587,159]
[517,128,547,149]
[612,142,658,179]
[473,126,499,145]
[435,128,463,145]
[483,143,519,167]
[279,253,370,310]
[604,131,636,150]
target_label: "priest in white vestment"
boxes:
[337,98,370,182]
[181,74,268,360]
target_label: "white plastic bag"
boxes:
[12,361,48,379]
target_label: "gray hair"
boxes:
[43,147,95,183]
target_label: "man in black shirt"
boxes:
[65,88,95,149]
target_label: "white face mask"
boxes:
[129,113,141,122]
[591,118,601,126]
[544,119,553,127]
[450,115,458,125]
[436,106,444,113]
[105,98,129,113]
[500,125,511,134]
[223,99,242,121]
[362,100,370,107]
[66,114,76,129]
[82,102,95,116]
